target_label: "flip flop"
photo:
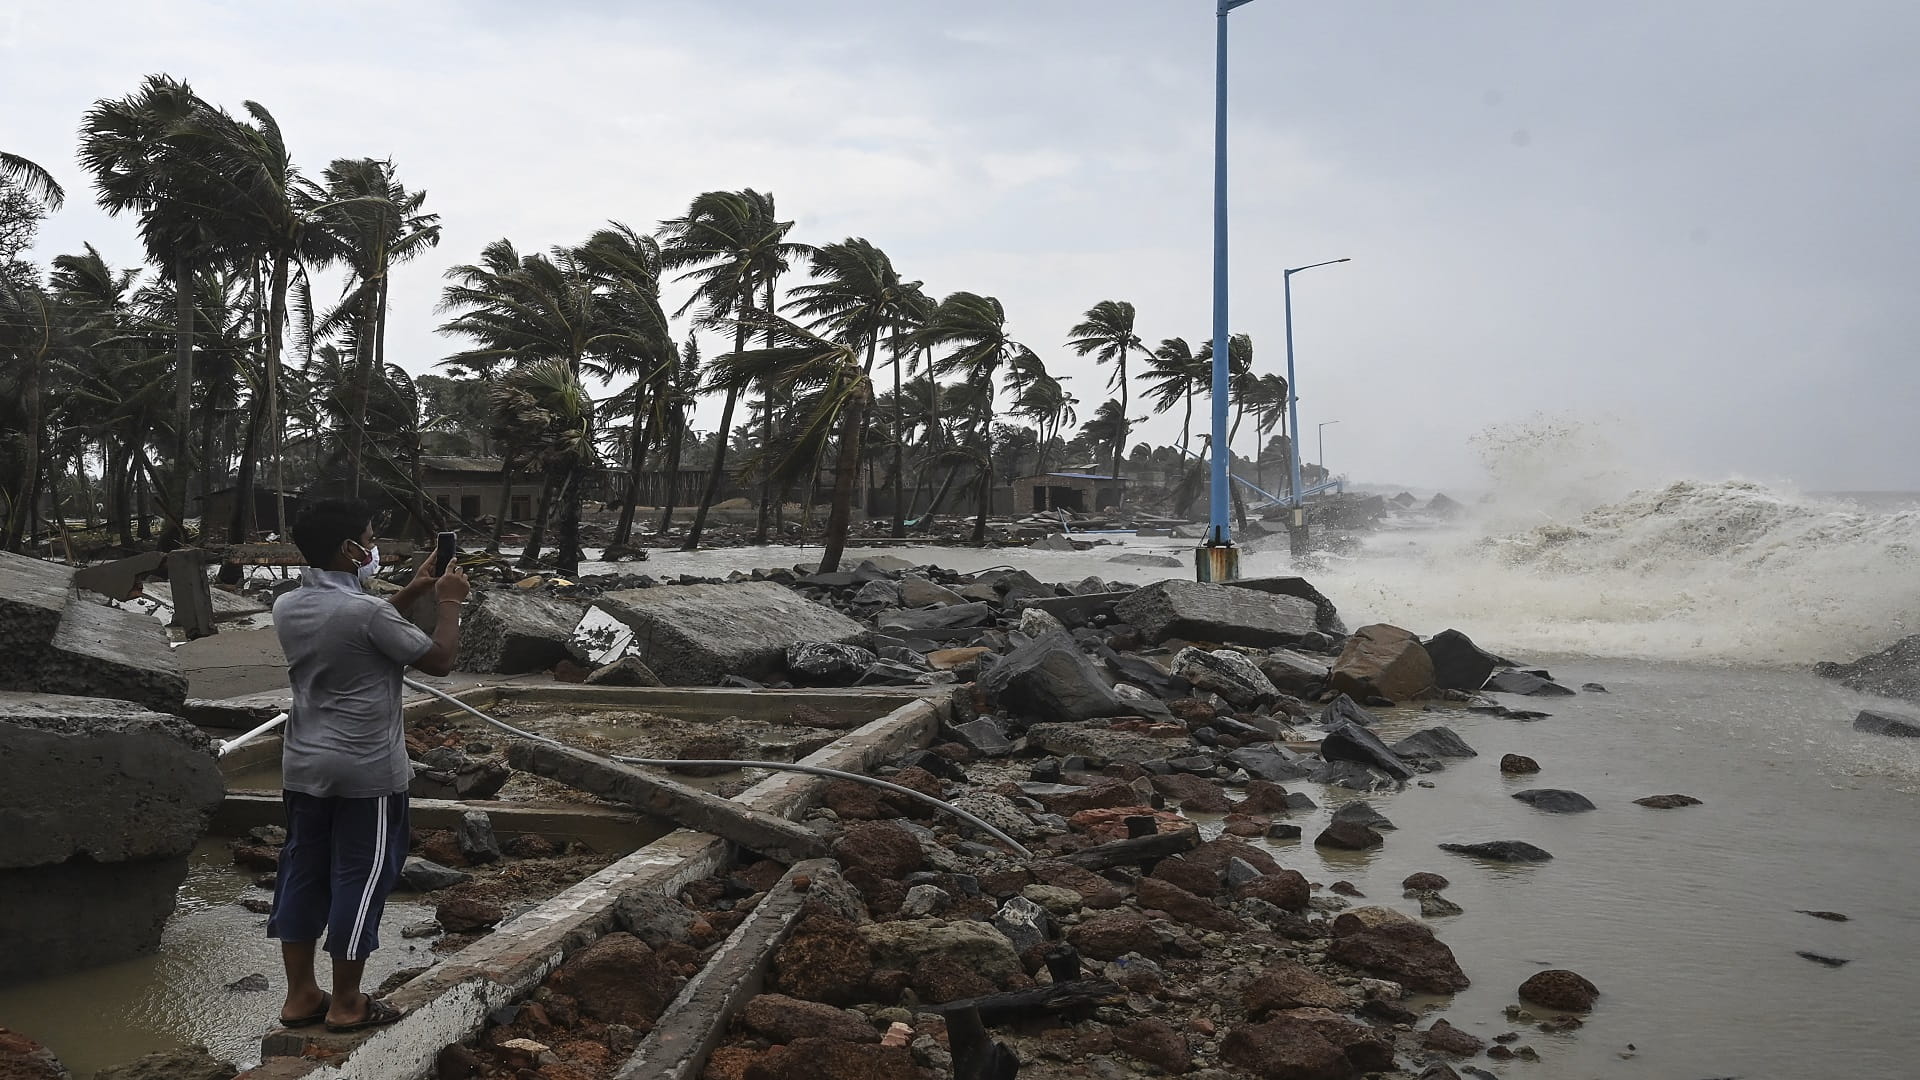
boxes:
[325,996,403,1034]
[280,992,332,1028]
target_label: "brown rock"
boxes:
[1137,876,1249,933]
[230,843,280,872]
[1150,773,1236,813]
[1329,623,1434,702]
[1401,872,1450,892]
[0,1029,70,1080]
[1168,698,1218,724]
[1328,881,1364,897]
[1330,905,1420,936]
[1314,821,1383,850]
[1326,921,1469,994]
[1244,960,1350,1016]
[1499,754,1540,775]
[773,914,874,1006]
[830,822,924,881]
[1634,794,1702,809]
[1220,1017,1355,1080]
[1294,1015,1395,1073]
[1034,779,1146,816]
[865,968,911,1003]
[1115,1019,1191,1074]
[1237,779,1295,815]
[1223,817,1270,839]
[416,830,467,867]
[1066,806,1185,840]
[927,646,991,671]
[1518,969,1598,1011]
[1235,869,1311,911]
[435,898,503,933]
[979,868,1035,899]
[1068,909,1162,960]
[821,779,889,820]
[1149,855,1224,897]
[504,834,557,859]
[546,933,675,1026]
[741,994,879,1044]
[741,1037,928,1080]
[1420,1019,1485,1055]
[910,954,999,1003]
[887,766,946,800]
[1183,836,1282,878]
[704,1046,759,1080]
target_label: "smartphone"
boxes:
[434,531,458,576]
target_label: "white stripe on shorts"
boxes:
[344,798,387,960]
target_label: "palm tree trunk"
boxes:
[1180,385,1193,458]
[817,380,869,573]
[488,452,518,554]
[347,268,382,499]
[971,433,992,545]
[612,386,654,546]
[231,251,288,542]
[517,472,558,569]
[555,468,582,575]
[1112,355,1128,487]
[683,379,740,552]
[163,256,195,545]
[889,345,906,538]
[656,405,686,536]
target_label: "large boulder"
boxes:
[1815,634,1920,702]
[1115,580,1317,648]
[1423,629,1499,692]
[457,589,585,674]
[1391,727,1477,760]
[1220,1018,1354,1080]
[1028,722,1187,765]
[1329,624,1434,702]
[1172,647,1281,709]
[599,581,868,685]
[0,692,223,981]
[1855,709,1920,737]
[1222,576,1346,634]
[978,631,1134,722]
[1326,914,1470,994]
[545,932,677,1026]
[1259,649,1329,695]
[1320,722,1414,781]
[0,1028,72,1080]
[857,919,1022,981]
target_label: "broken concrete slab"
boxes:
[876,602,998,633]
[598,581,868,686]
[1222,576,1346,634]
[0,550,70,664]
[458,590,586,675]
[1010,592,1125,629]
[1115,579,1317,648]
[0,692,224,981]
[144,580,271,622]
[31,593,188,713]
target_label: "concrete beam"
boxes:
[214,792,666,853]
[255,691,947,1080]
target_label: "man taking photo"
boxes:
[268,499,468,1032]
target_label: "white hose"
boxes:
[216,712,288,757]
[400,677,1033,858]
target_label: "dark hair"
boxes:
[292,499,374,569]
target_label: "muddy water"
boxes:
[0,839,436,1076]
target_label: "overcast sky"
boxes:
[6,0,1917,494]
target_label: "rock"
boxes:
[1219,1017,1354,1080]
[1421,1019,1485,1056]
[599,581,868,685]
[857,919,1021,981]
[877,602,997,634]
[1172,647,1281,709]
[1016,606,1068,638]
[898,575,966,608]
[1517,969,1599,1010]
[225,972,270,992]
[1417,892,1464,917]
[1221,576,1345,634]
[1027,723,1186,766]
[979,632,1136,723]
[1331,801,1395,830]
[1439,840,1553,863]
[992,895,1051,956]
[1402,872,1450,892]
[899,885,951,918]
[1115,1018,1192,1074]
[927,646,992,672]
[1115,580,1318,648]
[435,897,504,933]
[584,654,664,686]
[545,932,676,1026]
[456,810,503,865]
[1391,727,1477,760]
[613,889,695,950]
[400,856,471,891]
[1423,629,1499,693]
[1259,649,1330,694]
[1797,950,1851,967]
[1224,745,1314,783]
[848,579,900,607]
[1235,870,1311,911]
[1814,633,1920,702]
[1581,682,1609,692]
[741,1038,926,1080]
[0,693,225,982]
[1418,1064,1463,1080]
[1854,709,1920,737]
[93,1045,237,1080]
[1798,909,1850,922]
[950,717,1014,758]
[1511,789,1596,813]
[832,821,924,881]
[1138,876,1248,932]
[1498,753,1541,774]
[1152,854,1226,896]
[1634,793,1703,809]
[1150,773,1235,813]
[1329,624,1435,701]
[1068,909,1163,960]
[773,913,874,1005]
[1245,959,1351,1015]
[1109,552,1183,568]
[742,993,879,1044]
[1326,917,1471,994]
[1484,669,1575,696]
[1314,821,1383,850]
[457,590,584,674]
[785,641,879,687]
[1319,693,1380,728]
[1267,822,1304,840]
[1013,593,1125,629]
[1320,722,1414,781]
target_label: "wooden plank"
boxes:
[1059,827,1200,871]
[505,740,828,864]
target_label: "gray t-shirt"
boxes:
[273,568,434,799]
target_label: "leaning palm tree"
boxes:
[574,222,674,545]
[659,189,808,550]
[1066,300,1147,486]
[914,292,1024,543]
[1141,337,1205,457]
[489,360,599,573]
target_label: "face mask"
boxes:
[348,541,381,583]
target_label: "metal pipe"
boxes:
[400,676,1033,857]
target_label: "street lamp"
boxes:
[1283,257,1350,525]
[1317,420,1340,486]
[1201,0,1261,583]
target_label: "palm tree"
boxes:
[1006,349,1075,480]
[659,189,809,550]
[575,222,674,545]
[654,335,700,535]
[489,360,598,572]
[0,152,66,209]
[80,75,228,541]
[1142,337,1205,457]
[914,292,1024,543]
[1066,300,1148,487]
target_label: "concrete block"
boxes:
[1115,579,1317,648]
[458,590,586,675]
[599,582,868,685]
[32,594,188,713]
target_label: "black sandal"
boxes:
[325,996,403,1033]
[280,992,332,1028]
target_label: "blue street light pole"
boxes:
[1282,258,1350,533]
[1201,0,1259,583]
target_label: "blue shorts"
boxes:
[267,791,410,960]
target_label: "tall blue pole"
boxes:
[1207,2,1235,553]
